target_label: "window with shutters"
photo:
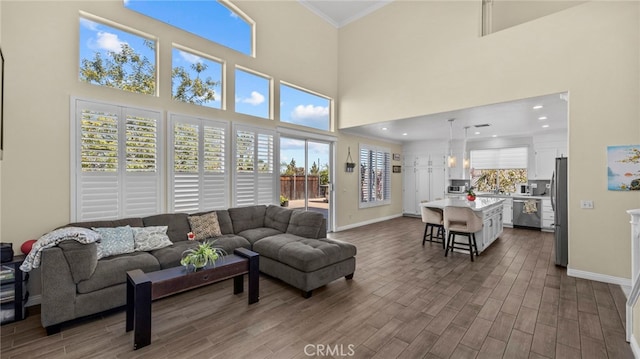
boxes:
[359,144,391,208]
[73,99,163,221]
[233,125,276,207]
[470,147,528,193]
[169,114,228,213]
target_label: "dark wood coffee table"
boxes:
[125,248,259,350]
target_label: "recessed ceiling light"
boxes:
[382,127,388,131]
[474,131,480,135]
[533,105,543,109]
[492,135,497,138]
[542,124,550,128]
[538,116,547,120]
[402,133,408,136]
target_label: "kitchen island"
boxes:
[422,197,504,254]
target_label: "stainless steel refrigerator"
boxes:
[552,157,568,267]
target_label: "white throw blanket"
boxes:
[20,227,101,272]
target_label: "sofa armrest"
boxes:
[40,247,78,329]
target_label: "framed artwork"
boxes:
[607,145,640,191]
[392,165,402,173]
[392,153,401,161]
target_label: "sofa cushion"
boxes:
[238,228,283,246]
[188,212,222,240]
[228,205,266,234]
[205,234,251,254]
[264,205,293,232]
[150,240,200,269]
[215,210,234,235]
[58,241,98,283]
[143,213,191,242]
[132,226,173,251]
[92,226,135,259]
[66,217,144,230]
[286,210,324,239]
[77,251,160,294]
[253,234,357,272]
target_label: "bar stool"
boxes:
[443,206,483,261]
[421,204,445,248]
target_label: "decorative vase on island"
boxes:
[467,194,476,201]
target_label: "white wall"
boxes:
[339,1,640,282]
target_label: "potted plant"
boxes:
[180,241,226,271]
[280,194,289,207]
[466,187,477,201]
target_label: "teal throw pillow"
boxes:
[92,225,135,259]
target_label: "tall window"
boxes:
[235,67,270,119]
[169,114,228,213]
[172,47,223,109]
[359,144,391,207]
[124,0,254,56]
[279,83,331,131]
[79,16,156,95]
[73,99,163,221]
[470,147,528,193]
[234,125,275,206]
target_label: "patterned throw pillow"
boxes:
[132,226,173,251]
[92,225,135,259]
[188,212,222,240]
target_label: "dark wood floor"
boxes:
[0,216,634,358]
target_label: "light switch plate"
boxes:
[580,200,594,209]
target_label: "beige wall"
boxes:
[0,0,401,250]
[490,0,586,33]
[339,1,640,280]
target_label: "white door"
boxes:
[403,166,418,214]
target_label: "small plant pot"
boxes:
[281,200,289,207]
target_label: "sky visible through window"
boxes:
[172,48,222,109]
[235,69,269,119]
[124,0,252,56]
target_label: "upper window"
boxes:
[172,47,223,109]
[124,0,254,56]
[280,83,331,131]
[79,17,156,95]
[235,67,270,119]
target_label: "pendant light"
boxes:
[447,119,457,168]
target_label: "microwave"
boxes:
[448,185,466,193]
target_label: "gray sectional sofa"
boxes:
[39,205,356,334]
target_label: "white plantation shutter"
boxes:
[169,114,229,213]
[233,125,276,207]
[470,147,528,169]
[359,144,391,207]
[73,99,163,221]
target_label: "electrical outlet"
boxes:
[580,200,594,209]
[545,184,551,189]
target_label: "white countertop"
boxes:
[423,197,505,211]
[449,193,551,200]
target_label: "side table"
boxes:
[1,255,28,324]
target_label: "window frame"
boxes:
[71,98,164,222]
[279,81,332,132]
[359,144,391,208]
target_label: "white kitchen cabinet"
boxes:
[403,154,446,215]
[541,198,554,232]
[502,198,513,227]
[480,204,504,251]
[534,148,557,179]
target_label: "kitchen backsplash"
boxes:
[450,179,550,196]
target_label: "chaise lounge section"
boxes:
[38,205,356,333]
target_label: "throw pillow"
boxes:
[188,212,222,240]
[92,225,135,259]
[132,226,173,252]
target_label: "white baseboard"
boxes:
[567,267,632,287]
[335,213,403,232]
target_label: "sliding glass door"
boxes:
[280,137,332,230]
